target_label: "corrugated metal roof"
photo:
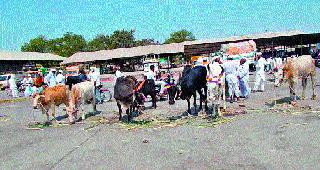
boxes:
[62,30,310,64]
[62,42,186,64]
[0,51,65,61]
[186,30,305,45]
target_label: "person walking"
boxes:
[253,52,266,92]
[238,58,251,98]
[8,74,19,98]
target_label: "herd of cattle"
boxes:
[31,55,318,124]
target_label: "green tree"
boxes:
[47,32,87,57]
[87,34,110,51]
[21,35,48,53]
[135,38,159,47]
[109,29,135,49]
[164,29,196,44]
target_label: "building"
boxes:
[0,51,65,73]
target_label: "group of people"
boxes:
[7,68,102,99]
[207,52,283,103]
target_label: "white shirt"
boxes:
[145,70,156,80]
[115,70,124,78]
[256,58,266,75]
[56,74,65,84]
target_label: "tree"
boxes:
[109,29,135,49]
[47,32,87,57]
[135,38,160,47]
[21,36,48,53]
[164,29,196,44]
[87,34,110,51]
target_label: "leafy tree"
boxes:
[21,36,48,53]
[109,29,135,49]
[164,29,196,44]
[87,34,110,51]
[48,32,87,57]
[135,38,160,47]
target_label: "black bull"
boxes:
[180,65,208,114]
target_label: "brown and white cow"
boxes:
[32,85,70,122]
[280,55,316,102]
[68,81,96,123]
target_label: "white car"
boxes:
[0,74,10,90]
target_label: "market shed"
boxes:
[0,51,65,73]
[184,31,320,57]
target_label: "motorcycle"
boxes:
[96,85,112,104]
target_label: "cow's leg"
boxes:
[204,85,208,111]
[301,77,307,100]
[187,98,191,114]
[117,102,122,121]
[152,94,157,109]
[289,80,297,102]
[92,94,97,113]
[197,89,203,111]
[51,102,58,122]
[193,92,198,113]
[311,73,317,100]
[126,108,132,122]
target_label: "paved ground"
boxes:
[1,69,320,170]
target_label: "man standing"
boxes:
[253,52,266,92]
[56,70,65,85]
[145,65,166,95]
[223,58,240,103]
[238,58,251,98]
[23,74,34,96]
[89,68,102,104]
[9,74,19,98]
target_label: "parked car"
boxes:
[0,74,10,90]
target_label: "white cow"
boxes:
[68,81,96,123]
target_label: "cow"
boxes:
[66,76,81,90]
[114,76,138,121]
[135,78,157,109]
[167,74,181,105]
[279,55,316,102]
[32,85,70,122]
[68,81,96,123]
[180,65,208,114]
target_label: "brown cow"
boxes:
[32,85,70,122]
[281,55,316,102]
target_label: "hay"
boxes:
[0,98,29,104]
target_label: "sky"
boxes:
[0,0,320,51]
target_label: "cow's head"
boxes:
[32,93,45,109]
[134,92,145,106]
[273,68,284,87]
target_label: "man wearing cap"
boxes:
[23,74,34,97]
[56,70,65,85]
[238,58,251,98]
[253,52,266,92]
[223,57,240,102]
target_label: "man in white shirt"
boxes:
[223,58,240,102]
[56,70,65,85]
[238,58,250,98]
[253,52,266,92]
[144,65,166,95]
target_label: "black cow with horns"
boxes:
[180,65,208,114]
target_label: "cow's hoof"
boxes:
[312,95,316,100]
